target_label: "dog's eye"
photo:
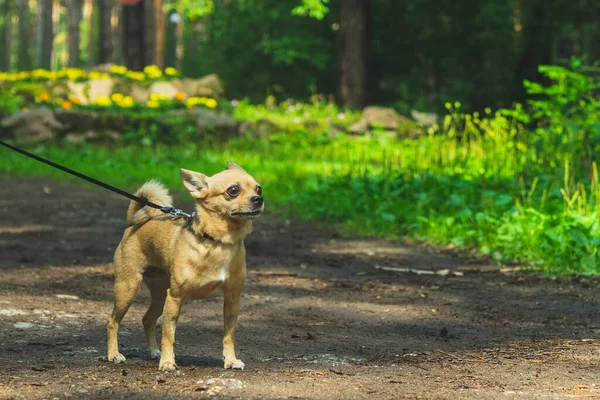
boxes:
[227,185,241,197]
[256,185,262,195]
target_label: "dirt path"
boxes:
[0,175,599,400]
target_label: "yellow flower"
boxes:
[175,92,186,101]
[186,97,207,108]
[119,96,135,108]
[147,100,160,108]
[165,67,178,76]
[110,65,128,75]
[61,101,72,110]
[89,71,109,80]
[96,96,112,107]
[126,71,145,81]
[111,93,124,102]
[150,93,161,102]
[205,98,218,109]
[70,97,81,105]
[39,93,50,102]
[144,65,162,79]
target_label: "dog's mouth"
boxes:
[231,208,263,219]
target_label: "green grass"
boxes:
[3,64,600,276]
[2,126,600,276]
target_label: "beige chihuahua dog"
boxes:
[107,162,263,371]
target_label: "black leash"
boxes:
[0,140,194,220]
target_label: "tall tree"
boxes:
[121,0,146,70]
[164,9,178,68]
[17,0,32,71]
[68,0,83,67]
[97,0,113,64]
[36,0,54,69]
[0,0,12,71]
[154,0,165,68]
[513,0,554,101]
[336,0,370,108]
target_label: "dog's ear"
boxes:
[180,169,209,199]
[226,161,246,172]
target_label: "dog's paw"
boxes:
[159,359,177,371]
[224,358,245,370]
[149,349,161,360]
[108,353,126,364]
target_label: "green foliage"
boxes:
[4,63,600,275]
[524,62,600,171]
[0,90,21,116]
[292,0,330,20]
[183,0,336,99]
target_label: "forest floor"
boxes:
[1,175,600,400]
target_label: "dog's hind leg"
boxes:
[107,267,143,363]
[143,277,169,360]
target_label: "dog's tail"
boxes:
[126,180,173,225]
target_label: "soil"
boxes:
[0,175,599,400]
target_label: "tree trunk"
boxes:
[164,10,177,68]
[35,0,54,69]
[17,0,32,71]
[513,0,553,100]
[336,0,370,109]
[144,0,155,66]
[68,0,83,67]
[154,0,164,68]
[97,0,113,64]
[85,0,94,67]
[121,0,146,70]
[0,0,12,71]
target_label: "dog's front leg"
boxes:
[223,286,244,370]
[159,289,182,371]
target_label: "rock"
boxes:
[148,81,179,99]
[303,120,320,129]
[1,107,61,143]
[237,119,281,138]
[363,106,404,130]
[67,79,114,104]
[54,109,97,132]
[200,378,244,390]
[76,130,120,144]
[172,74,225,98]
[85,78,114,103]
[238,120,256,136]
[194,74,224,98]
[66,82,88,104]
[349,118,368,135]
[0,309,28,316]
[172,78,198,97]
[14,322,34,329]
[130,85,149,103]
[410,109,439,127]
[194,109,239,138]
[55,294,79,300]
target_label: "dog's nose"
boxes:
[251,196,263,207]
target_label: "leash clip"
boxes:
[160,207,194,220]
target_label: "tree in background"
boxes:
[121,0,146,70]
[36,0,54,69]
[97,0,113,64]
[68,0,83,67]
[336,0,370,108]
[154,0,165,68]
[0,0,12,71]
[17,0,33,71]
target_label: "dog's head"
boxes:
[180,162,264,220]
